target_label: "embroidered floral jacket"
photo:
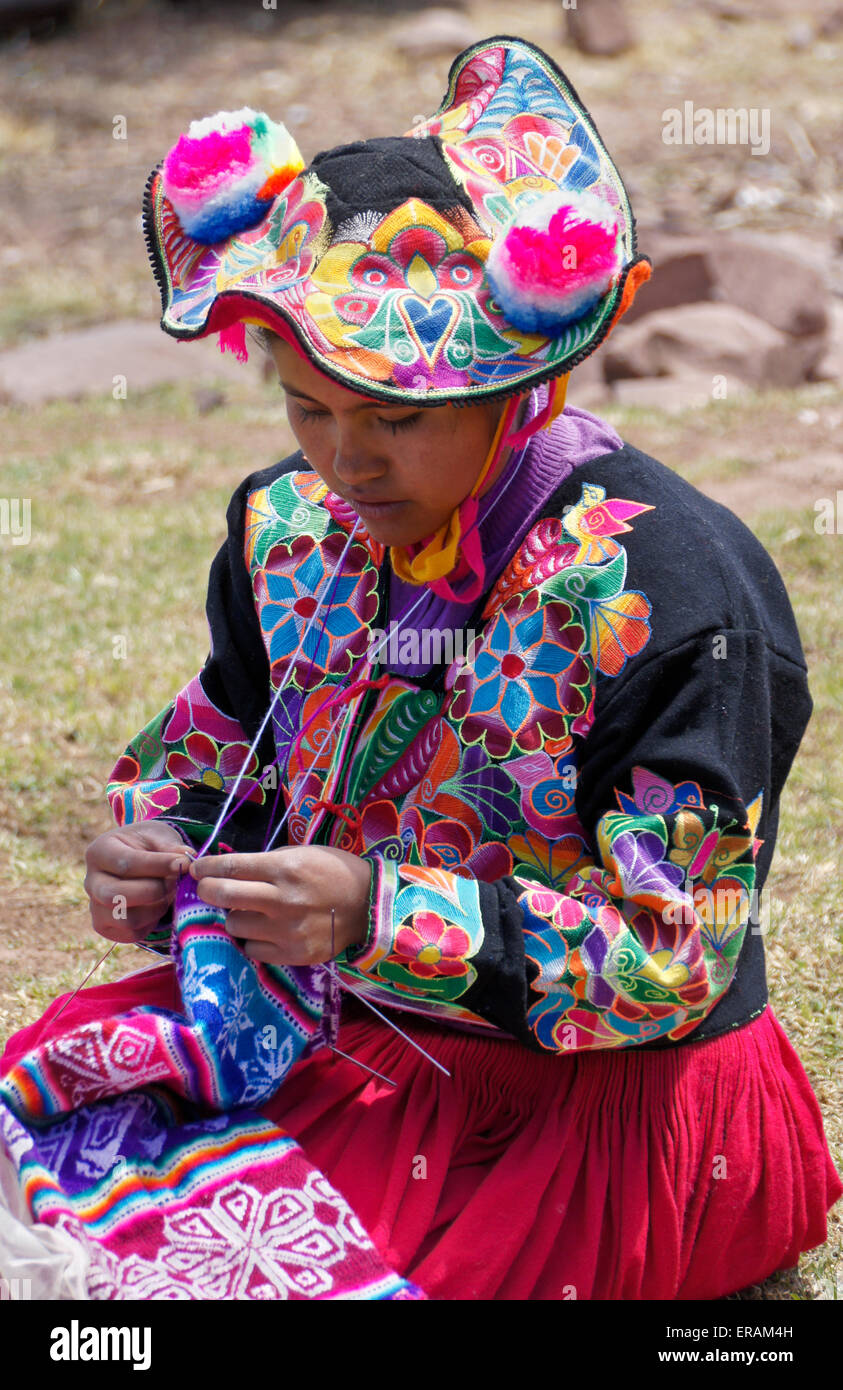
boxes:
[107,440,812,1053]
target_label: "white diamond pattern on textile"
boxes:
[84,1172,378,1300]
[49,1023,171,1107]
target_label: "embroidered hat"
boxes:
[142,34,651,405]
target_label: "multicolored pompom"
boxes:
[161,107,304,245]
[485,190,622,335]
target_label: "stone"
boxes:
[568,379,612,409]
[193,387,227,415]
[566,348,610,407]
[609,371,747,414]
[786,22,815,51]
[710,232,829,338]
[817,6,843,38]
[564,0,635,56]
[765,331,831,389]
[630,229,832,339]
[620,233,716,324]
[811,300,843,383]
[0,319,253,407]
[752,230,842,292]
[393,8,479,58]
[601,302,825,390]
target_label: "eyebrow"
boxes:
[279,381,323,403]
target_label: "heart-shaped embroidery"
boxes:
[400,294,457,364]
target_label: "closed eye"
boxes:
[292,402,328,424]
[380,413,421,434]
[288,396,421,435]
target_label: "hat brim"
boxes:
[143,35,651,404]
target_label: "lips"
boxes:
[347,496,406,513]
[347,493,402,505]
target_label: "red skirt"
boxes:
[3,964,840,1301]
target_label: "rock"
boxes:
[817,6,843,38]
[193,387,227,415]
[567,349,611,408]
[786,22,815,51]
[753,230,842,289]
[765,331,831,388]
[609,371,746,414]
[568,379,612,409]
[602,302,825,390]
[393,8,479,58]
[811,300,843,383]
[619,233,716,324]
[624,229,832,340]
[701,1,757,20]
[564,0,635,55]
[568,349,604,387]
[0,320,253,407]
[711,233,829,337]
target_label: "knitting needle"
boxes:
[51,941,117,1023]
[325,906,397,1088]
[335,974,451,1079]
[328,1044,397,1088]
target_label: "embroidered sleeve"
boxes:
[340,630,807,1052]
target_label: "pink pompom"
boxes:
[164,128,253,199]
[504,207,618,292]
[485,190,622,334]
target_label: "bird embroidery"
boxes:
[562,482,655,565]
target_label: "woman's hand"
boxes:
[188,846,372,966]
[84,820,196,943]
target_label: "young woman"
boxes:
[0,36,839,1301]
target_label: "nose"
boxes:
[331,420,388,489]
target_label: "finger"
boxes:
[91,913,139,944]
[193,877,280,914]
[190,853,278,883]
[224,909,293,943]
[87,842,191,879]
[238,936,325,967]
[85,869,176,910]
[239,938,292,966]
[91,907,161,943]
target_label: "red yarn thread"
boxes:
[292,673,392,768]
[309,796,364,854]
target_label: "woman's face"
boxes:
[270,338,509,547]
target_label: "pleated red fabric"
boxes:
[3,965,840,1301]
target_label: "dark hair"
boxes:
[246,324,281,356]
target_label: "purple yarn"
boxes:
[385,389,623,678]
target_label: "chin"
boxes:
[355,511,434,549]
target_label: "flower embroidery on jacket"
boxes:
[447,589,590,758]
[165,732,264,804]
[254,531,378,689]
[388,911,474,979]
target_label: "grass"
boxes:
[0,377,840,1298]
